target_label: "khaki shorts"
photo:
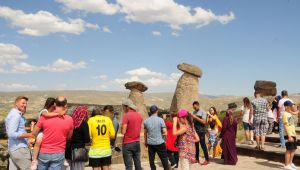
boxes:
[9,147,31,170]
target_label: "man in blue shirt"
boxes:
[5,96,33,170]
[144,105,169,170]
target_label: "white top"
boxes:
[278,98,293,118]
[267,109,274,118]
[241,105,253,123]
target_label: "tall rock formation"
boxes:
[170,63,203,113]
[125,81,148,118]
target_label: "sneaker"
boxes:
[191,160,199,164]
[30,160,38,170]
[201,160,209,166]
[170,164,177,170]
[290,163,297,169]
[284,165,295,170]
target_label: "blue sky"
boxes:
[0,0,299,96]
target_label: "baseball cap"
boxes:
[149,105,158,114]
[284,100,294,107]
[178,109,188,118]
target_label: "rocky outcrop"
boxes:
[125,81,148,118]
[170,63,203,113]
[254,80,277,96]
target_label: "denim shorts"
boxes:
[243,122,254,131]
[38,152,65,170]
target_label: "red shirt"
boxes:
[37,115,74,153]
[122,109,143,144]
[165,121,179,151]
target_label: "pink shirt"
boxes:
[122,109,143,144]
[37,115,73,153]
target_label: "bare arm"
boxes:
[121,124,127,135]
[249,106,253,125]
[31,126,41,137]
[67,129,73,140]
[41,111,59,117]
[191,114,206,124]
[172,117,187,136]
[144,128,148,148]
[162,127,167,136]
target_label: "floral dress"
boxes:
[178,124,196,162]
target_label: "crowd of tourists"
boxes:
[4,89,299,170]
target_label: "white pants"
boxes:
[179,158,190,170]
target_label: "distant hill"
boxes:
[0,90,299,121]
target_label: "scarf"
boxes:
[72,106,88,129]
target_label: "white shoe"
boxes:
[290,163,297,169]
[30,160,38,170]
[284,165,295,170]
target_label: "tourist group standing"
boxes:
[4,90,299,170]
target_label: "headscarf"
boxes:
[71,106,88,129]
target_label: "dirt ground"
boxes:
[85,155,285,170]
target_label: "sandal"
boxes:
[254,146,260,150]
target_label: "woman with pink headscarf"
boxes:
[65,106,90,170]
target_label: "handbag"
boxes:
[71,147,89,162]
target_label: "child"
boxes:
[282,101,298,170]
[267,103,275,135]
[164,112,179,169]
[173,109,199,170]
[29,119,37,149]
[30,97,63,170]
[208,121,218,158]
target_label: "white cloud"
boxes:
[85,23,100,30]
[56,0,234,30]
[102,26,112,33]
[0,43,27,66]
[152,31,161,36]
[115,76,141,85]
[171,31,180,37]
[0,83,37,91]
[12,62,39,73]
[56,0,120,15]
[118,0,235,30]
[0,6,98,36]
[115,67,181,88]
[126,67,163,77]
[0,43,87,73]
[92,74,108,80]
[41,58,87,72]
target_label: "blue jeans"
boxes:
[279,118,286,147]
[38,152,65,170]
[122,142,142,170]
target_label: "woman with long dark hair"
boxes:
[240,97,254,145]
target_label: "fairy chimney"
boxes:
[125,81,148,118]
[170,63,203,113]
[254,80,277,96]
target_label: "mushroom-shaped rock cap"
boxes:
[125,81,148,92]
[177,63,202,78]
